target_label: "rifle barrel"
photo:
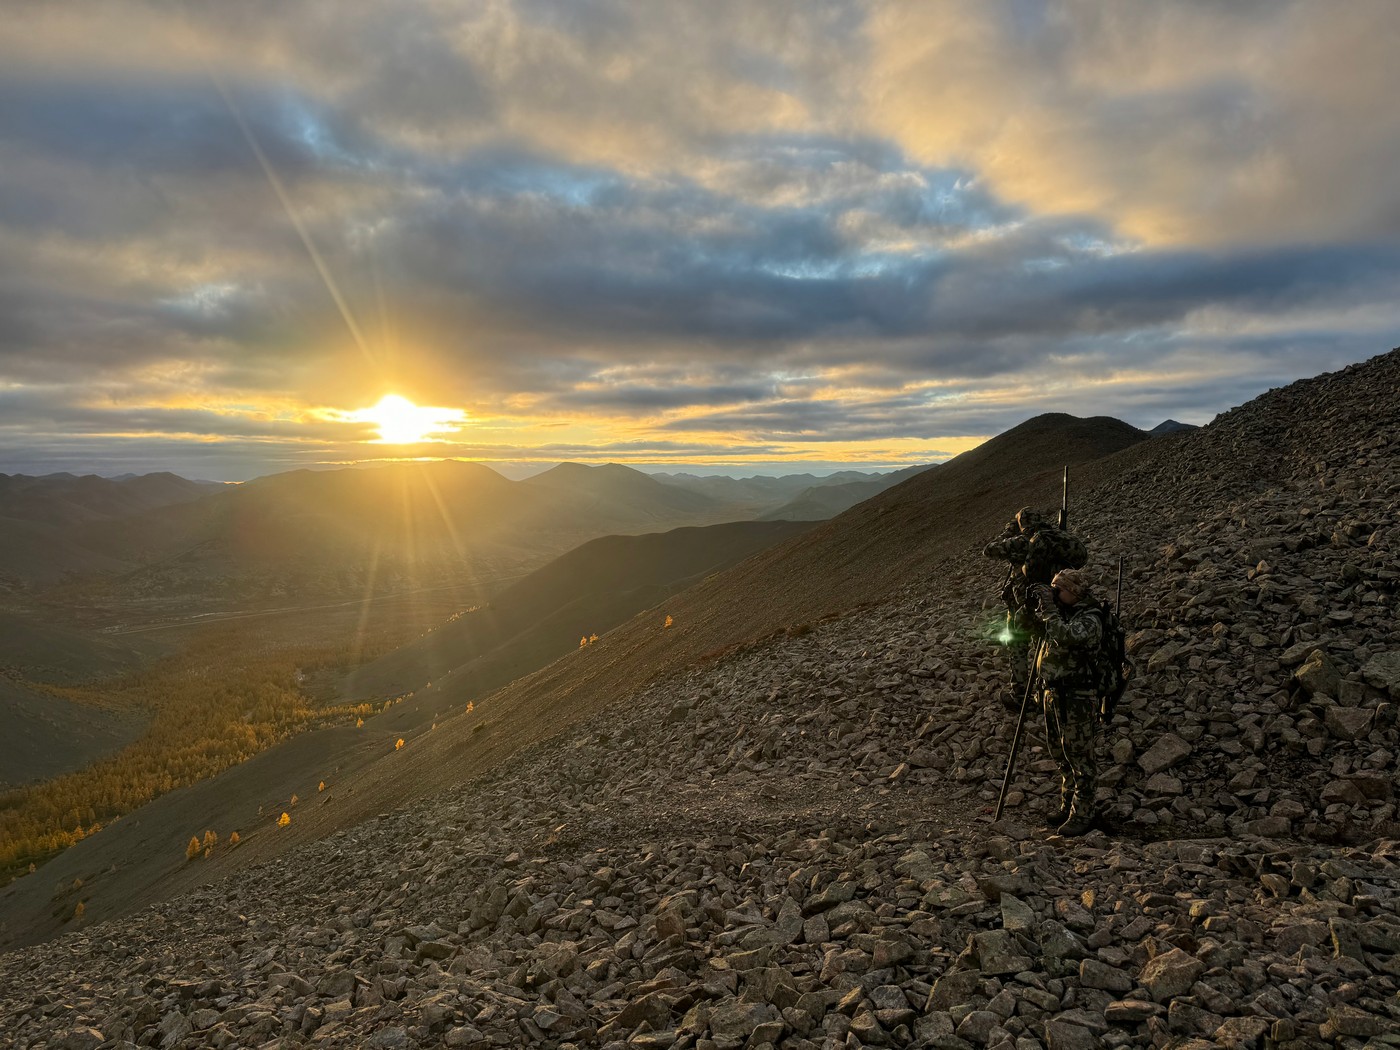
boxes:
[1059,465,1069,531]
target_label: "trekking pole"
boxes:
[1102,554,1126,724]
[994,637,1045,821]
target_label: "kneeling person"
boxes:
[1032,567,1104,836]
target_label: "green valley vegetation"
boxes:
[0,619,412,882]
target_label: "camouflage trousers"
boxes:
[1041,685,1099,816]
[1008,636,1031,696]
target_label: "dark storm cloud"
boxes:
[367,177,1400,412]
[370,149,1001,348]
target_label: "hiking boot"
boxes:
[1046,800,1071,829]
[1001,691,1022,714]
[1057,811,1094,837]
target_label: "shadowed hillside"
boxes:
[342,519,816,700]
[0,472,217,527]
[0,613,169,788]
[0,681,149,790]
[0,611,164,686]
[758,464,931,521]
[523,463,719,521]
[0,474,219,591]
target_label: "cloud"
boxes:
[1,1,1399,479]
[866,1,1400,245]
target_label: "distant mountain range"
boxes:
[652,467,928,521]
[755,464,931,521]
[0,471,219,526]
[0,462,923,602]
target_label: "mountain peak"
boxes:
[1149,418,1197,436]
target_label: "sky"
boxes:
[3,1,1400,481]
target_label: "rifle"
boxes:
[1000,564,1017,617]
[1101,554,1126,723]
[1058,465,1068,531]
[994,636,1045,821]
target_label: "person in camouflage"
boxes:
[983,508,1089,710]
[1030,567,1104,837]
[983,507,1038,706]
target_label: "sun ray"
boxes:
[204,61,375,367]
[352,532,386,666]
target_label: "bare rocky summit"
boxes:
[2,351,1398,1049]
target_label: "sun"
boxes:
[354,394,466,444]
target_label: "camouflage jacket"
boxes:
[1036,599,1105,688]
[982,532,1029,564]
[984,524,1088,596]
[984,533,1032,618]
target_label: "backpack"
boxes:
[1026,528,1089,584]
[1093,599,1131,719]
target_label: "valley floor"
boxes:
[2,597,1396,1049]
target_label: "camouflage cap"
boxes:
[1052,567,1092,596]
[1015,507,1046,531]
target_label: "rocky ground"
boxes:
[3,354,1399,1049]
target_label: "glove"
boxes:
[1030,583,1056,617]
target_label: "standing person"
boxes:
[983,507,1037,709]
[983,508,1088,710]
[1030,567,1104,836]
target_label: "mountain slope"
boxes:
[523,462,721,520]
[2,353,1398,1045]
[1149,418,1196,436]
[0,412,1146,948]
[0,611,163,685]
[758,464,931,521]
[0,472,216,527]
[5,358,1397,955]
[0,680,149,790]
[650,470,887,516]
[342,519,815,700]
[0,472,220,591]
